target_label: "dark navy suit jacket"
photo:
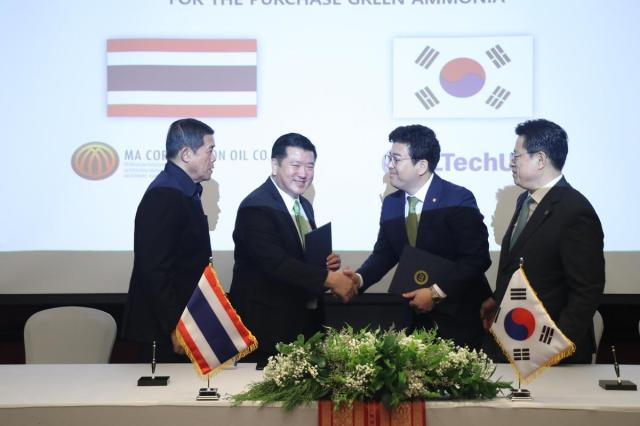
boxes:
[358,174,492,349]
[123,162,212,351]
[229,178,329,364]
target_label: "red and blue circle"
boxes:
[504,308,536,341]
[439,57,486,98]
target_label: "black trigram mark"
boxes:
[513,348,530,361]
[510,288,527,300]
[539,325,554,345]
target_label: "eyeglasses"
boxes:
[509,151,530,162]
[383,153,412,167]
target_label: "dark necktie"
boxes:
[510,196,534,249]
[406,196,419,247]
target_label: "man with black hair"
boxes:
[349,124,493,350]
[481,119,605,363]
[229,133,358,366]
[123,118,216,362]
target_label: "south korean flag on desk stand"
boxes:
[490,261,575,400]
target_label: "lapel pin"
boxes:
[432,198,437,203]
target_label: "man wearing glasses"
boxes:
[348,124,493,350]
[481,119,605,363]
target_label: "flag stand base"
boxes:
[196,377,220,401]
[196,387,220,401]
[509,388,532,401]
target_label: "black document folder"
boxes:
[304,222,332,268]
[388,245,455,295]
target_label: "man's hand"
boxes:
[342,267,362,289]
[325,270,358,303]
[402,288,434,313]
[171,329,185,355]
[480,297,497,331]
[326,252,341,271]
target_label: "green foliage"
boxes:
[231,327,511,411]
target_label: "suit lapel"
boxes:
[501,191,527,265]
[300,197,317,230]
[505,178,570,256]
[421,174,443,213]
[265,178,305,249]
[416,174,443,244]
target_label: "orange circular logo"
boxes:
[71,142,119,180]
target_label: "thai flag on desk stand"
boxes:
[176,264,257,376]
[490,266,575,383]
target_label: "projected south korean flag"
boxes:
[393,36,533,118]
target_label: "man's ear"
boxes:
[179,146,192,164]
[417,159,429,176]
[536,151,547,170]
[271,158,279,176]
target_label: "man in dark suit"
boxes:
[123,118,215,363]
[229,133,358,366]
[481,119,605,363]
[350,125,493,350]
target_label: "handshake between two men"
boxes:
[323,253,360,303]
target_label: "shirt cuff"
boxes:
[431,284,447,299]
[355,273,364,289]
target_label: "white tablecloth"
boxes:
[1,363,639,425]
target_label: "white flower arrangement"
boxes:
[232,327,511,411]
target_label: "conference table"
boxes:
[1,363,639,425]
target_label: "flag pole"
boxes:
[179,258,258,400]
[197,373,220,401]
[508,257,533,400]
[195,256,221,401]
[508,378,532,401]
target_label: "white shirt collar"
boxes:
[270,176,306,217]
[407,173,434,204]
[530,174,563,204]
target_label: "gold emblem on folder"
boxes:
[413,270,429,286]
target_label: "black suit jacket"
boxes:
[357,174,492,349]
[123,163,212,351]
[494,177,605,363]
[229,178,329,364]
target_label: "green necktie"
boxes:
[293,199,311,246]
[406,196,419,247]
[510,196,534,249]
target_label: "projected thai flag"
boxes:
[107,39,257,117]
[393,36,533,118]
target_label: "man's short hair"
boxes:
[515,119,568,171]
[389,124,440,172]
[166,118,214,160]
[271,133,317,164]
